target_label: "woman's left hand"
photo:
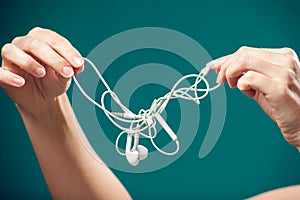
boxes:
[209,46,300,150]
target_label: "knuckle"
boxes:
[27,37,41,50]
[48,54,68,66]
[49,35,65,47]
[237,46,250,53]
[281,47,295,56]
[225,67,234,78]
[225,68,231,78]
[28,27,44,35]
[237,53,249,66]
[11,36,24,44]
[1,43,12,57]
[12,35,41,50]
[245,71,254,81]
[23,58,37,70]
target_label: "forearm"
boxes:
[17,93,131,200]
[248,185,300,200]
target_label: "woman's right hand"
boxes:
[0,27,84,116]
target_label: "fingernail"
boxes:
[62,66,74,78]
[13,78,25,86]
[206,60,216,69]
[73,56,84,67]
[35,67,46,77]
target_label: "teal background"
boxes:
[1,0,300,199]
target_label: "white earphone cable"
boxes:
[72,58,220,161]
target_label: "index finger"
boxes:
[207,54,231,71]
[28,27,84,68]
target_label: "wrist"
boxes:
[16,93,70,126]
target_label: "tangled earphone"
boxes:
[73,58,220,166]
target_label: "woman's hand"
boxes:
[210,46,300,150]
[0,28,132,199]
[0,27,84,116]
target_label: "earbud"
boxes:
[126,145,148,166]
[126,150,139,166]
[137,145,148,160]
[125,133,148,166]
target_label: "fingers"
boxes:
[1,43,46,78]
[12,35,75,78]
[237,70,276,96]
[2,27,84,81]
[208,54,230,72]
[207,46,297,102]
[210,46,293,88]
[208,46,300,148]
[28,27,84,68]
[220,47,286,86]
[0,67,25,87]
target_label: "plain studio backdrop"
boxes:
[0,0,300,199]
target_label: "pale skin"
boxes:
[211,46,300,151]
[210,46,300,199]
[0,27,131,200]
[0,27,299,199]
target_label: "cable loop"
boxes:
[73,58,220,158]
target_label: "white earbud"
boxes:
[125,133,148,166]
[126,149,139,166]
[137,145,148,160]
